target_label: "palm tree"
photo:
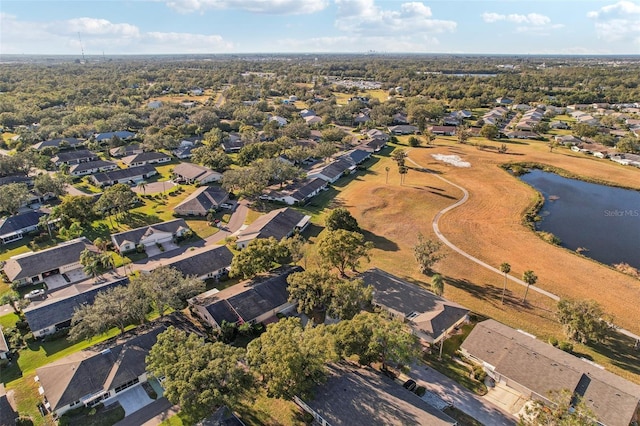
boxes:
[431,274,444,296]
[80,249,100,279]
[522,270,537,303]
[137,180,147,195]
[0,291,21,314]
[385,166,390,184]
[100,252,115,272]
[500,262,511,304]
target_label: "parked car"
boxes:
[219,203,234,210]
[24,289,45,300]
[402,379,417,392]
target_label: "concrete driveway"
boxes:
[410,363,516,426]
[112,385,153,416]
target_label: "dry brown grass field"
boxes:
[324,138,640,382]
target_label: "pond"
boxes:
[519,169,640,269]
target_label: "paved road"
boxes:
[410,363,516,426]
[406,153,640,342]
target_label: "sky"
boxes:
[1,0,640,55]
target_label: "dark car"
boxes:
[402,379,417,392]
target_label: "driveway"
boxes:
[112,385,153,416]
[114,397,178,426]
[410,363,516,426]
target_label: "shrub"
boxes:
[415,386,426,397]
[136,244,145,253]
[472,365,487,382]
[558,341,574,353]
[548,337,559,346]
[15,417,34,426]
[15,320,30,331]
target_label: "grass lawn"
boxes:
[59,402,125,426]
[0,312,20,329]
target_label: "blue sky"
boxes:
[1,0,639,55]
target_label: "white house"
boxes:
[110,219,189,253]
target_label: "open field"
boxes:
[323,139,640,383]
[333,89,390,105]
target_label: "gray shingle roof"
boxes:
[303,362,456,426]
[110,219,188,250]
[311,158,353,181]
[52,149,96,163]
[161,245,233,277]
[122,151,170,165]
[172,162,222,183]
[0,211,45,237]
[36,324,164,411]
[23,277,129,333]
[236,208,309,244]
[2,237,95,282]
[69,160,117,173]
[92,164,157,185]
[173,186,229,216]
[34,138,83,150]
[461,319,640,426]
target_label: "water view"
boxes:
[519,169,640,269]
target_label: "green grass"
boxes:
[59,403,125,426]
[0,312,20,329]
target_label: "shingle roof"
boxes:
[69,160,117,173]
[359,268,469,341]
[236,208,309,244]
[36,324,164,411]
[92,165,156,185]
[109,144,141,157]
[52,149,96,163]
[310,158,353,181]
[110,219,188,250]
[122,152,170,165]
[174,186,229,216]
[2,237,95,282]
[95,131,136,142]
[23,277,129,333]
[160,245,233,277]
[34,138,83,150]
[173,163,222,183]
[461,320,640,426]
[0,211,45,237]
[338,149,370,166]
[304,362,456,426]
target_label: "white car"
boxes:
[24,289,45,300]
[219,203,234,210]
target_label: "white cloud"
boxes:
[0,14,232,54]
[275,34,442,53]
[482,12,552,26]
[164,0,329,14]
[587,1,640,44]
[335,1,456,37]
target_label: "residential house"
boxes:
[338,148,371,166]
[91,165,157,187]
[259,178,327,206]
[23,276,129,338]
[35,324,166,417]
[173,186,230,216]
[121,152,171,168]
[359,138,387,152]
[0,384,18,426]
[392,112,409,124]
[388,125,419,135]
[147,101,163,109]
[51,150,97,166]
[190,266,301,328]
[0,328,8,360]
[366,129,390,142]
[33,138,83,151]
[299,109,316,118]
[295,362,456,426]
[442,114,460,126]
[269,115,288,127]
[111,219,189,253]
[1,237,96,286]
[429,126,457,136]
[360,268,469,345]
[142,245,233,281]
[307,158,355,184]
[0,174,31,187]
[69,160,118,177]
[456,110,473,120]
[502,130,539,140]
[173,137,201,159]
[555,135,582,146]
[353,112,371,125]
[190,88,204,96]
[235,207,310,249]
[109,144,143,158]
[0,211,46,244]
[461,319,640,426]
[550,121,570,129]
[172,162,222,185]
[94,131,136,143]
[198,406,245,426]
[495,97,513,105]
[304,115,322,125]
[222,134,244,153]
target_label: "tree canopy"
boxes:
[0,183,30,215]
[317,229,374,277]
[556,299,613,344]
[413,233,446,274]
[146,327,253,425]
[325,207,360,232]
[229,237,290,279]
[135,266,205,317]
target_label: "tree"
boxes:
[549,140,559,153]
[146,327,253,424]
[137,180,147,195]
[391,149,407,165]
[325,207,360,232]
[413,233,446,274]
[50,195,97,227]
[94,183,138,220]
[572,122,598,138]
[68,285,136,340]
[317,230,374,277]
[136,266,205,317]
[221,167,269,200]
[556,299,613,344]
[480,124,499,140]
[80,248,102,279]
[314,141,338,163]
[287,270,372,324]
[522,270,537,303]
[0,183,30,215]
[0,291,21,314]
[246,317,335,399]
[408,136,421,147]
[280,233,306,265]
[33,173,68,198]
[424,129,435,145]
[333,312,420,370]
[229,237,289,279]
[431,273,444,296]
[191,146,232,171]
[456,125,471,144]
[616,136,639,154]
[500,262,511,304]
[398,164,408,185]
[385,166,390,184]
[520,389,596,426]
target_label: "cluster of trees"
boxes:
[0,173,68,215]
[68,266,204,341]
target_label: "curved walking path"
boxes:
[406,154,640,342]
